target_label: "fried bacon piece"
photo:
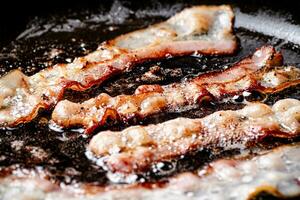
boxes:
[100,144,300,199]
[1,145,300,199]
[0,5,237,127]
[52,46,300,133]
[164,144,300,200]
[88,98,300,173]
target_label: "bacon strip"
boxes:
[88,98,300,173]
[0,5,237,127]
[1,145,300,199]
[52,46,299,133]
[164,144,300,200]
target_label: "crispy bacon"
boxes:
[51,46,300,133]
[0,5,237,127]
[88,98,300,173]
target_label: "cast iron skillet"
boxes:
[0,0,300,199]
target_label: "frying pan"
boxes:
[1,0,300,46]
[0,0,300,199]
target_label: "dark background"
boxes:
[0,0,300,47]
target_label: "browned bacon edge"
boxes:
[0,5,237,127]
[88,98,300,173]
[51,45,300,134]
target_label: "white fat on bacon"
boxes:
[0,5,237,127]
[52,46,300,133]
[88,98,300,173]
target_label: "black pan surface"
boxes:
[0,0,300,198]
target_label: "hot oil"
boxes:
[0,2,300,188]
